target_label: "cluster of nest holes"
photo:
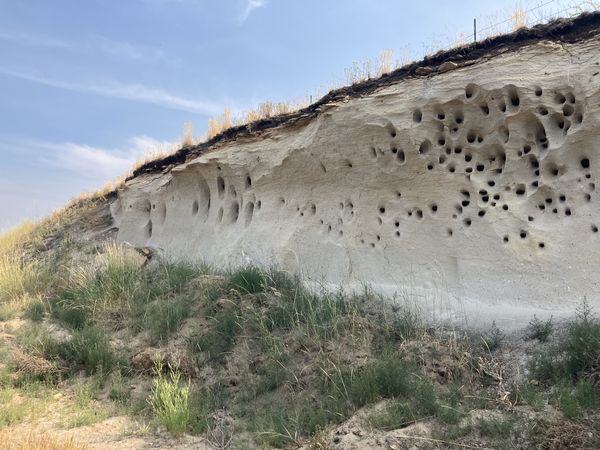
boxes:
[136,86,594,249]
[401,83,593,245]
[370,144,406,164]
[207,172,263,227]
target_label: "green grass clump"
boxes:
[108,371,131,404]
[148,364,190,435]
[251,395,340,448]
[372,309,423,355]
[515,382,545,411]
[369,381,438,429]
[477,416,513,438]
[228,266,269,294]
[267,280,351,338]
[188,305,241,363]
[438,388,466,425]
[342,356,414,407]
[51,290,89,329]
[66,243,144,315]
[143,296,192,344]
[0,387,30,426]
[52,326,119,375]
[25,298,46,322]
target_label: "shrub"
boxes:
[188,389,210,435]
[573,379,600,410]
[558,383,581,419]
[481,321,504,352]
[529,300,600,384]
[528,351,559,383]
[15,324,59,358]
[415,380,439,416]
[561,301,600,380]
[525,315,553,342]
[10,348,59,384]
[148,363,190,435]
[369,400,418,429]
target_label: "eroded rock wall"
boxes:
[112,37,600,327]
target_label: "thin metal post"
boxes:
[474,18,477,43]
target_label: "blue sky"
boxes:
[0,0,589,230]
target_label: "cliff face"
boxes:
[112,16,600,327]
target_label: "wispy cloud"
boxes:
[0,134,175,230]
[239,0,267,23]
[0,29,167,63]
[0,67,224,115]
[5,135,174,178]
[95,36,167,62]
[50,143,135,176]
[48,136,178,177]
[0,30,75,49]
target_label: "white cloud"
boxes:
[239,0,267,23]
[0,67,223,115]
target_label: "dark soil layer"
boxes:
[131,11,600,180]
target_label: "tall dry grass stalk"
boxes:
[207,108,234,139]
[0,430,88,450]
[0,222,42,304]
[511,6,528,30]
[68,242,144,315]
[377,49,395,77]
[182,121,194,146]
[0,222,37,255]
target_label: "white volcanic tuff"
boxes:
[112,39,600,328]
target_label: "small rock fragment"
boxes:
[415,67,433,75]
[439,61,459,73]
